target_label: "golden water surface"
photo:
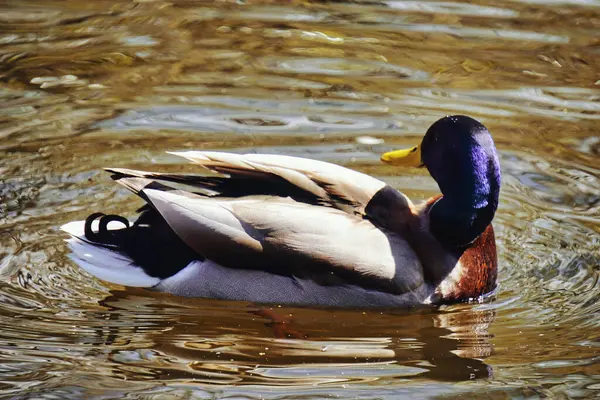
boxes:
[0,0,599,398]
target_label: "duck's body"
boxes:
[62,115,500,307]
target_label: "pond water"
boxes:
[1,0,599,398]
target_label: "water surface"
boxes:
[0,0,599,398]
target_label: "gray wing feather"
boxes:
[107,152,415,226]
[144,189,424,294]
[168,151,397,215]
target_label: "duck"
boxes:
[61,115,501,308]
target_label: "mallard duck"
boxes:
[62,115,501,307]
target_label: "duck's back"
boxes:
[62,152,434,306]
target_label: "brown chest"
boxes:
[431,225,498,304]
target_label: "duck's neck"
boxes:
[428,196,494,248]
[429,161,500,249]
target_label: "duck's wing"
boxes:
[107,151,414,220]
[141,188,424,294]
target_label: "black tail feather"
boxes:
[83,210,201,279]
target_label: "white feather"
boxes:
[61,220,161,287]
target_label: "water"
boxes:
[0,0,599,398]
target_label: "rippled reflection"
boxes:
[0,289,498,396]
[0,0,599,397]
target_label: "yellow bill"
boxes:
[380,145,423,167]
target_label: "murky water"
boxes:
[0,0,599,398]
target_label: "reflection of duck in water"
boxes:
[62,115,501,307]
[93,291,495,383]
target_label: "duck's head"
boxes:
[381,115,501,248]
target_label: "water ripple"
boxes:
[0,0,599,397]
[384,1,520,17]
[255,57,429,79]
[96,106,404,135]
